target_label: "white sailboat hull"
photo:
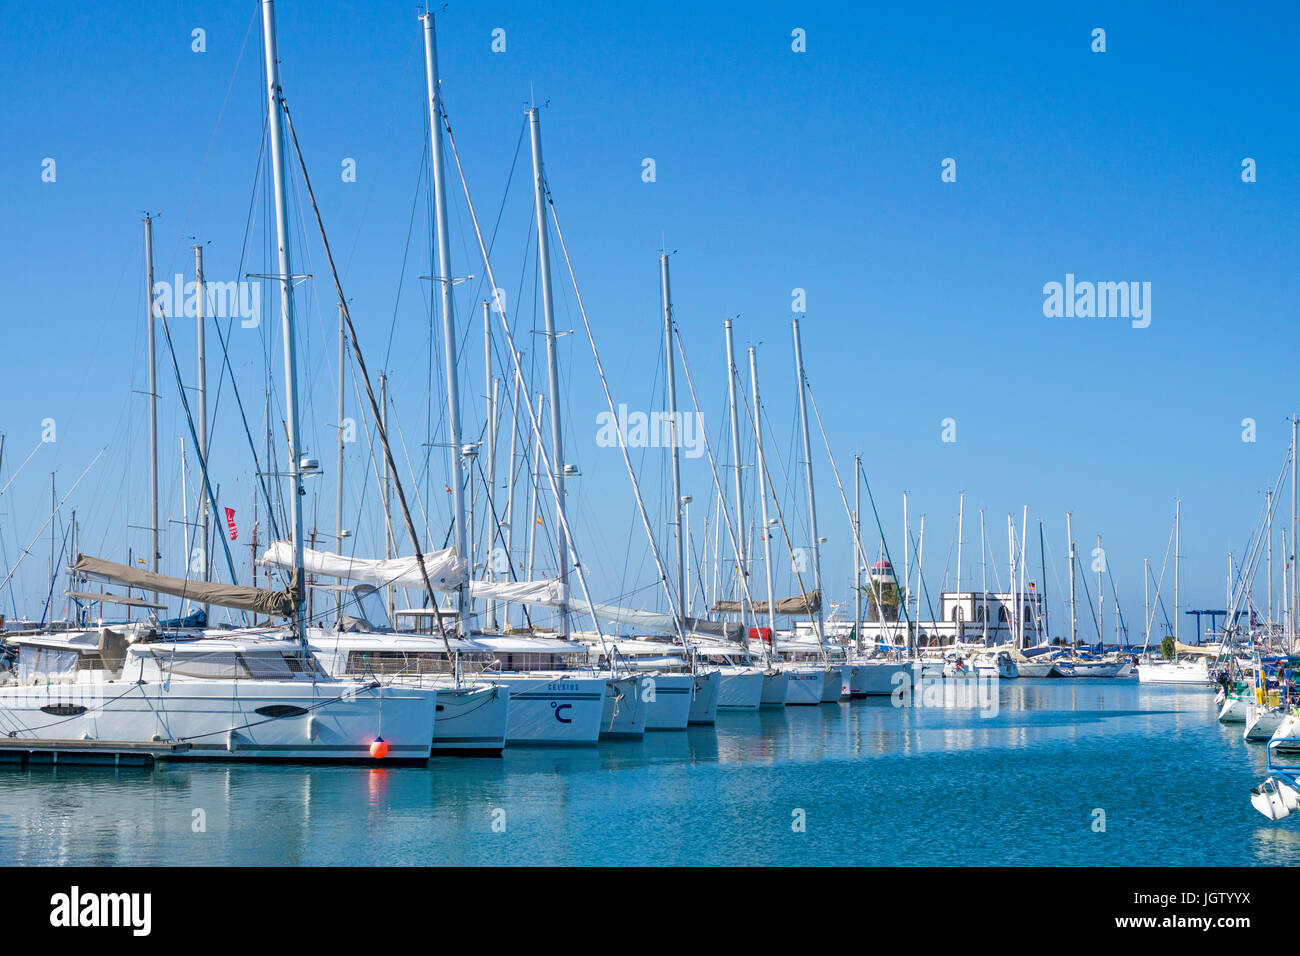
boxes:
[1137,660,1213,684]
[784,666,826,706]
[1244,703,1286,742]
[717,667,764,710]
[760,669,789,707]
[0,678,437,763]
[1217,695,1250,724]
[643,673,694,730]
[600,675,648,739]
[491,673,607,745]
[1268,713,1300,752]
[1013,660,1055,678]
[852,660,911,696]
[820,666,846,702]
[688,670,721,725]
[429,682,509,755]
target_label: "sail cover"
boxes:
[711,591,821,617]
[261,541,466,591]
[568,601,742,639]
[470,578,566,606]
[71,554,299,617]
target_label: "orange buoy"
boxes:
[370,737,389,759]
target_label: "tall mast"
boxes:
[1038,519,1049,642]
[980,508,987,644]
[1174,498,1180,643]
[261,0,307,642]
[903,493,910,622]
[662,254,685,622]
[1067,512,1076,645]
[422,10,470,635]
[335,301,346,622]
[1143,557,1150,649]
[791,317,823,645]
[194,244,209,618]
[955,491,964,633]
[1097,533,1104,648]
[853,454,862,654]
[1267,489,1273,629]
[724,320,749,639]
[748,347,778,632]
[143,215,160,602]
[381,373,394,622]
[502,351,521,630]
[1018,506,1027,651]
[527,106,569,636]
[483,299,499,631]
[1284,416,1294,650]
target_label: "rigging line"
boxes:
[545,200,687,647]
[38,523,71,627]
[156,303,246,605]
[735,350,823,654]
[0,437,46,498]
[163,6,259,274]
[0,449,105,594]
[855,457,914,646]
[279,92,455,661]
[673,326,770,638]
[804,384,906,649]
[440,109,615,665]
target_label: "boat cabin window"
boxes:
[17,646,81,681]
[490,651,584,671]
[153,650,325,680]
[349,584,392,631]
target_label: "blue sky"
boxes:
[1,1,1297,640]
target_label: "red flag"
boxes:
[224,507,238,541]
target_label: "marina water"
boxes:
[1,680,1292,866]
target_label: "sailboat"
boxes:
[0,2,448,764]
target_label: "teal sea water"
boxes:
[1,680,1295,866]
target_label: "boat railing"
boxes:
[1266,738,1300,775]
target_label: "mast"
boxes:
[1267,489,1273,630]
[956,491,964,635]
[1067,512,1076,645]
[1097,533,1104,648]
[527,106,569,637]
[422,9,470,635]
[502,351,521,630]
[903,493,910,624]
[381,373,394,622]
[1143,557,1150,649]
[662,254,685,622]
[335,301,346,623]
[1174,498,1180,644]
[143,215,160,602]
[1018,506,1027,651]
[1284,416,1294,655]
[1038,519,1049,643]
[194,244,209,619]
[791,317,824,646]
[724,319,749,642]
[749,347,778,632]
[980,508,988,645]
[483,299,499,632]
[853,454,862,654]
[915,516,925,652]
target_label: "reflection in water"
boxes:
[1,679,1295,865]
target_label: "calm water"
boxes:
[1,679,1295,866]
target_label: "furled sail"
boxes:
[711,591,821,617]
[71,553,299,617]
[469,578,566,606]
[261,541,466,591]
[568,601,742,640]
